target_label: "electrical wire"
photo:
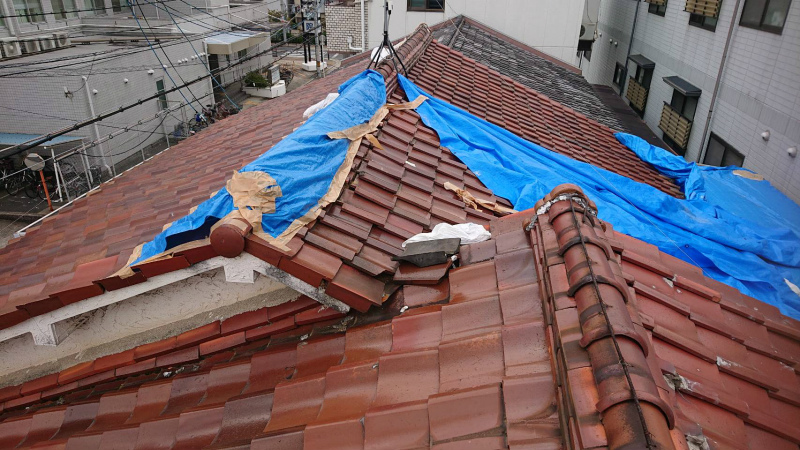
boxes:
[0,2,283,75]
[144,0,240,110]
[3,29,320,155]
[127,0,200,113]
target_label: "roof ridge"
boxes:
[530,184,676,450]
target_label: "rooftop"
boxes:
[0,21,797,450]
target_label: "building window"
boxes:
[156,79,168,110]
[52,0,78,19]
[649,1,668,15]
[408,0,444,11]
[13,0,45,23]
[740,0,791,33]
[689,12,719,30]
[612,63,625,88]
[110,0,121,12]
[82,0,105,16]
[670,90,698,121]
[704,133,744,166]
[237,49,247,60]
[583,49,592,61]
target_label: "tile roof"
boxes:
[5,22,797,450]
[431,16,632,133]
[1,183,798,449]
[0,22,682,331]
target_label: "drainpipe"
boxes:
[621,0,641,95]
[696,0,742,163]
[82,75,112,175]
[346,0,365,51]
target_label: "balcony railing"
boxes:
[625,77,649,112]
[685,0,720,17]
[658,103,693,149]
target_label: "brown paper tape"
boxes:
[444,181,517,216]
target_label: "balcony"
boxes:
[658,103,692,149]
[625,77,649,112]
[645,0,666,5]
[685,0,720,17]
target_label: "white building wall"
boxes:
[582,0,800,202]
[365,0,584,64]
[0,39,214,167]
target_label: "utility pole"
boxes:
[314,0,323,78]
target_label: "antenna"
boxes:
[368,0,408,76]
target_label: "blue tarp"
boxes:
[134,70,387,264]
[398,74,800,318]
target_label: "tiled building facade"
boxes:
[581,0,800,202]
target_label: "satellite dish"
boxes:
[24,153,46,172]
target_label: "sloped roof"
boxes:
[0,22,798,450]
[0,23,680,332]
[431,16,631,133]
[0,184,798,449]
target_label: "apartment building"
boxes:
[326,0,600,65]
[581,0,799,202]
[0,0,272,171]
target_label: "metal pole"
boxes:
[82,75,113,176]
[38,170,53,212]
[696,0,743,163]
[314,0,322,77]
[49,148,63,202]
[56,158,71,203]
[621,0,641,96]
[360,0,365,51]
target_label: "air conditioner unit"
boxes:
[39,36,56,51]
[579,23,597,41]
[20,39,41,54]
[0,39,22,59]
[580,0,600,42]
[53,32,71,47]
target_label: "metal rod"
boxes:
[696,0,743,163]
[38,170,53,212]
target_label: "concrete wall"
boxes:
[361,0,584,64]
[0,267,297,386]
[326,2,368,53]
[582,0,800,202]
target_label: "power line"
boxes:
[148,0,240,110]
[0,2,283,75]
[4,29,320,155]
[128,0,201,113]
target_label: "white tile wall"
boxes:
[583,0,800,202]
[0,39,216,167]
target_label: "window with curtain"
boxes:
[14,0,45,23]
[741,0,791,33]
[52,0,78,19]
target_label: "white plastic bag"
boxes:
[303,93,339,120]
[402,223,491,248]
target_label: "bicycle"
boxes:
[24,170,56,200]
[1,159,28,196]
